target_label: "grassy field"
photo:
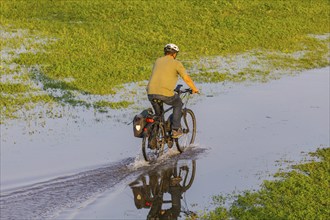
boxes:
[199,147,330,219]
[1,0,329,121]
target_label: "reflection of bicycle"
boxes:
[142,85,197,162]
[129,159,197,219]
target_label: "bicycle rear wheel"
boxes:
[142,123,165,162]
[175,108,196,153]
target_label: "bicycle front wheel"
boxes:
[173,159,196,191]
[142,123,165,162]
[175,108,196,153]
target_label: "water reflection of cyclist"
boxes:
[147,168,182,220]
[129,160,196,220]
[147,44,199,138]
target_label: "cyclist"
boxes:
[147,43,199,138]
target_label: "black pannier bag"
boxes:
[131,185,152,209]
[133,108,153,138]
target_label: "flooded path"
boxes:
[1,67,329,219]
[0,149,205,220]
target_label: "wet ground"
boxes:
[1,67,329,219]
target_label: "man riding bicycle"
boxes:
[147,43,199,138]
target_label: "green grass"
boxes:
[94,100,133,112]
[199,147,330,220]
[0,93,53,119]
[1,0,329,121]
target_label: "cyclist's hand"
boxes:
[192,89,200,94]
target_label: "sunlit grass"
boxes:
[94,100,133,110]
[0,0,329,122]
[199,147,330,220]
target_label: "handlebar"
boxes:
[174,84,193,94]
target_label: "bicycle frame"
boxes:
[145,89,191,145]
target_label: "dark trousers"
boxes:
[148,94,183,130]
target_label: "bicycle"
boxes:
[142,85,197,162]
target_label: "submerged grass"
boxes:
[94,100,133,111]
[199,147,330,220]
[0,0,329,122]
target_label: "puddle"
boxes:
[1,67,329,219]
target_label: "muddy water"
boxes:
[1,67,329,219]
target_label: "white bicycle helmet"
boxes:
[164,43,179,53]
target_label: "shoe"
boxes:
[172,128,183,138]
